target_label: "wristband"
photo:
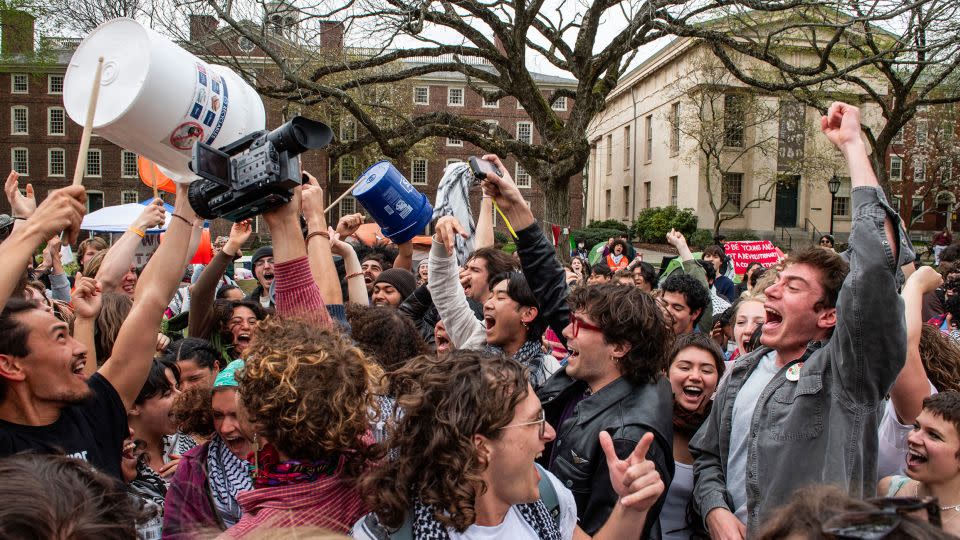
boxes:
[170,213,192,227]
[346,271,363,280]
[305,230,330,245]
[128,226,145,238]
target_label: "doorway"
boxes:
[775,176,799,228]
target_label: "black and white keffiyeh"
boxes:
[412,498,561,540]
[206,435,253,528]
[487,339,550,388]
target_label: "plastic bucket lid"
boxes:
[352,161,433,244]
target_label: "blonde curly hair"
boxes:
[237,317,378,478]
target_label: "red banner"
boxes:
[723,240,782,275]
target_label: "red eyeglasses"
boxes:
[569,313,602,337]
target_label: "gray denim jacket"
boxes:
[690,186,915,531]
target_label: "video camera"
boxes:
[188,116,333,221]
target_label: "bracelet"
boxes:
[128,226,145,238]
[346,271,364,280]
[305,230,330,245]
[170,213,193,227]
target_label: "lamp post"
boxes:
[828,174,841,235]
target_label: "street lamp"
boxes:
[828,174,841,235]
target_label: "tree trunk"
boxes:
[542,177,571,228]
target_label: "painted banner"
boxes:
[777,101,806,172]
[723,240,782,274]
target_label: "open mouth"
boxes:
[682,385,704,400]
[764,307,783,330]
[71,358,86,377]
[484,316,496,333]
[263,273,274,283]
[235,333,251,348]
[906,449,928,467]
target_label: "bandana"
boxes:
[487,340,549,387]
[207,435,253,528]
[672,398,713,439]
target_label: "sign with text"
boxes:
[724,240,782,274]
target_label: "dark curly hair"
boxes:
[346,304,429,372]
[361,350,529,532]
[0,453,145,539]
[919,325,960,393]
[568,283,673,385]
[237,318,377,479]
[171,386,215,438]
[487,271,547,340]
[213,299,268,356]
[661,273,710,326]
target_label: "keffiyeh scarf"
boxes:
[206,435,253,528]
[488,339,549,388]
[412,498,561,540]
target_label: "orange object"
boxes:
[161,227,212,264]
[353,223,393,247]
[138,156,177,194]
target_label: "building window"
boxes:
[670,102,681,154]
[445,158,459,167]
[48,74,64,94]
[86,149,102,177]
[11,106,28,134]
[517,122,532,144]
[121,190,139,204]
[832,176,851,217]
[721,173,743,212]
[413,86,429,105]
[670,176,678,206]
[891,196,901,214]
[447,87,464,106]
[339,155,356,183]
[916,120,927,144]
[623,186,630,218]
[914,158,926,182]
[11,74,27,94]
[623,126,631,170]
[48,107,65,135]
[482,93,499,108]
[340,119,356,142]
[892,128,904,144]
[121,150,138,177]
[941,160,954,184]
[48,148,65,177]
[11,148,28,176]
[943,121,955,144]
[339,195,357,218]
[482,119,499,135]
[551,96,567,111]
[446,137,463,147]
[605,134,612,172]
[87,191,105,213]
[605,189,612,218]
[644,115,653,161]
[515,163,532,188]
[724,94,745,147]
[411,158,427,185]
[644,181,651,208]
[890,155,902,181]
[911,197,924,218]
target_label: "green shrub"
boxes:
[632,206,698,244]
[688,229,714,249]
[571,227,624,249]
[493,230,510,246]
[586,219,630,234]
[721,229,761,242]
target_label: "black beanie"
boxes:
[373,268,416,301]
[251,246,273,267]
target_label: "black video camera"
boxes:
[187,116,333,221]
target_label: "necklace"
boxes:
[916,482,960,513]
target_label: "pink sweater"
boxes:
[273,256,332,328]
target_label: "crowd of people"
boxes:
[0,102,958,540]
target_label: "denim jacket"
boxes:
[690,186,915,531]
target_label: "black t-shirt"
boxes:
[0,373,128,480]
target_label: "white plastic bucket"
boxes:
[63,18,266,183]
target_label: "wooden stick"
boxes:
[151,166,159,199]
[72,56,105,187]
[324,177,364,213]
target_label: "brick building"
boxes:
[0,11,583,242]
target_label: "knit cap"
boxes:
[373,268,416,300]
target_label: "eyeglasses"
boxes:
[821,497,942,539]
[499,409,547,439]
[569,313,602,338]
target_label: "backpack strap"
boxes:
[535,463,561,527]
[360,511,414,540]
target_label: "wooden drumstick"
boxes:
[72,56,105,187]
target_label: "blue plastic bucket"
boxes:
[352,161,433,244]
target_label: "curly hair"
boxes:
[346,304,429,373]
[171,386,215,438]
[93,293,132,365]
[237,318,377,479]
[212,299,268,356]
[661,273,710,325]
[360,350,529,532]
[568,283,673,385]
[919,325,960,393]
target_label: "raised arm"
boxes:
[0,185,85,309]
[301,172,343,305]
[428,216,486,350]
[666,229,713,331]
[822,103,914,402]
[891,265,940,424]
[331,231,369,306]
[474,194,495,249]
[478,155,570,342]
[96,200,165,293]
[99,185,196,410]
[45,236,71,302]
[188,220,251,340]
[71,274,102,379]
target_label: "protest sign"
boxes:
[724,240,782,274]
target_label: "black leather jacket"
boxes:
[515,222,674,537]
[398,284,483,345]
